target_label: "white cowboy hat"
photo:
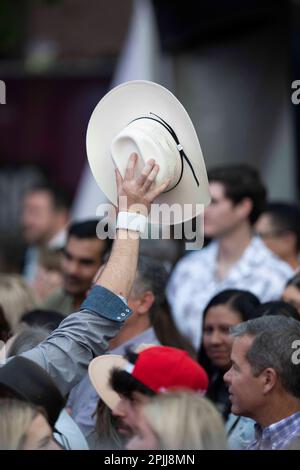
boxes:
[86,80,210,225]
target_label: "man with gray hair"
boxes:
[67,254,194,446]
[224,315,300,450]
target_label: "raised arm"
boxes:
[97,153,169,298]
[21,154,169,395]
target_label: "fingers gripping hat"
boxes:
[88,346,209,410]
[86,80,211,225]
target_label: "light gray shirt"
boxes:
[21,285,132,396]
[67,327,159,438]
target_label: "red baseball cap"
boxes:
[130,346,208,393]
[89,346,209,409]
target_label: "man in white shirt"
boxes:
[255,202,300,272]
[167,165,293,349]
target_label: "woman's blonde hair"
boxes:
[142,391,228,450]
[0,274,36,334]
[0,399,40,450]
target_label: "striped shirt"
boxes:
[249,412,300,450]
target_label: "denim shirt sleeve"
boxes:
[22,286,132,396]
[81,285,131,322]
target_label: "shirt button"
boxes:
[117,316,121,320]
[126,309,130,313]
[121,313,126,317]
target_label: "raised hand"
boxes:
[115,153,170,215]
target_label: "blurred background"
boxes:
[0,0,299,272]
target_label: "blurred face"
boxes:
[62,236,105,297]
[33,266,64,301]
[22,191,58,245]
[282,285,300,314]
[124,286,152,329]
[255,214,293,259]
[224,335,265,418]
[126,409,158,450]
[203,305,242,369]
[112,392,150,439]
[204,182,243,238]
[22,413,61,450]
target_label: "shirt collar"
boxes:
[212,236,257,281]
[109,327,159,355]
[48,229,67,249]
[253,412,300,449]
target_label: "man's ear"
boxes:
[56,208,69,226]
[261,368,277,394]
[138,291,155,314]
[283,231,297,250]
[236,197,253,220]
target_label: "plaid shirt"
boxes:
[167,236,293,349]
[248,412,300,450]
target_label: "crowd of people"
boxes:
[0,154,300,451]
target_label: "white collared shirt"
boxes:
[167,237,293,349]
[48,228,67,249]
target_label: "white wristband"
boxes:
[116,211,147,233]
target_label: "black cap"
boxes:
[0,356,65,428]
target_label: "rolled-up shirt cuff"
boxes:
[80,285,132,323]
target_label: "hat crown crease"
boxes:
[132,113,200,191]
[110,117,182,190]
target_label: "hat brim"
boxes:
[86,80,211,225]
[88,354,126,410]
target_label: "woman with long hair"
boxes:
[126,391,228,450]
[198,289,260,420]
